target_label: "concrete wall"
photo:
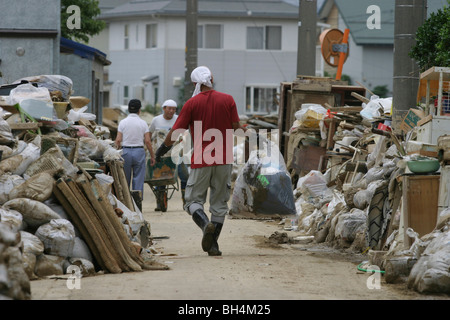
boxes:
[0,0,60,84]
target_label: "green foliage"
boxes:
[372,85,389,98]
[61,0,106,43]
[410,1,450,71]
[323,71,352,85]
[145,104,162,116]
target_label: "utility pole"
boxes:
[184,0,198,104]
[297,0,317,77]
[392,0,427,132]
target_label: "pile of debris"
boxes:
[231,84,449,294]
[282,93,450,294]
[0,75,166,299]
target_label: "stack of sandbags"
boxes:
[0,222,31,300]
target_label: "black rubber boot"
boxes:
[208,222,223,256]
[181,189,186,206]
[192,209,215,252]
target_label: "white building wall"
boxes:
[108,16,299,114]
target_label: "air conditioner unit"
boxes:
[173,77,182,87]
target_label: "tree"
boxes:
[372,85,389,98]
[409,1,450,71]
[60,0,106,43]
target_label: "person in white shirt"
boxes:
[115,99,155,200]
[149,99,189,210]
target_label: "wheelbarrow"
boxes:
[145,156,179,212]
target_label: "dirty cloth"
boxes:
[191,66,213,97]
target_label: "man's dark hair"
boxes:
[128,99,142,113]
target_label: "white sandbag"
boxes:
[353,180,385,210]
[0,145,13,159]
[407,229,450,294]
[297,170,333,199]
[14,141,40,175]
[0,142,40,176]
[3,198,60,229]
[78,137,108,160]
[71,237,93,263]
[334,208,367,242]
[66,257,96,277]
[22,252,38,280]
[95,173,114,196]
[34,254,65,277]
[0,155,23,175]
[35,219,75,258]
[9,172,54,202]
[0,118,14,145]
[436,207,450,230]
[0,208,23,232]
[0,174,25,204]
[20,231,44,255]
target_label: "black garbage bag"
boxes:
[230,146,296,219]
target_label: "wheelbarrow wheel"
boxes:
[157,189,168,212]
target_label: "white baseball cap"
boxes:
[162,99,177,108]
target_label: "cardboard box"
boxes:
[400,108,426,133]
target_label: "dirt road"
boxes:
[30,185,446,301]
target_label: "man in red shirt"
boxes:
[155,66,246,256]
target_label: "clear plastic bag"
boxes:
[14,75,73,100]
[68,106,96,123]
[7,83,53,106]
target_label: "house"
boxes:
[319,0,447,96]
[99,0,313,115]
[0,0,60,85]
[60,37,111,123]
[0,0,111,123]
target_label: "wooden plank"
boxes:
[91,178,145,266]
[55,178,122,273]
[9,122,42,130]
[115,160,135,211]
[65,178,123,273]
[326,118,337,151]
[329,107,363,113]
[292,80,332,92]
[351,92,369,103]
[70,176,130,272]
[52,182,107,272]
[76,173,142,272]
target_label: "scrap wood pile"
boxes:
[0,75,167,300]
[282,93,450,294]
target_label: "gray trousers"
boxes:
[184,164,232,224]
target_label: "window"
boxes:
[247,27,263,50]
[246,86,279,114]
[123,85,129,105]
[246,26,281,50]
[124,24,129,50]
[146,24,157,48]
[198,24,223,49]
